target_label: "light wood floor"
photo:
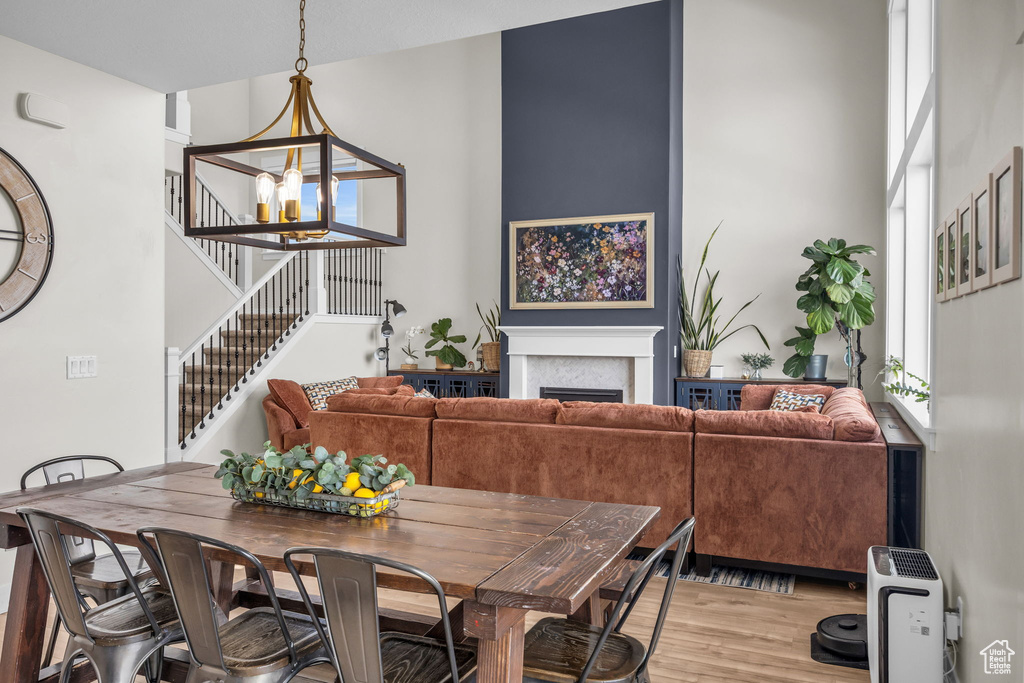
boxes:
[13,575,868,683]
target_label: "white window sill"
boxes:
[885,391,936,450]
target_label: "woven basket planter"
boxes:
[481,341,501,372]
[682,349,713,378]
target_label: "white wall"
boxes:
[682,0,888,390]
[0,35,165,606]
[929,2,1024,680]
[188,319,379,463]
[164,227,237,349]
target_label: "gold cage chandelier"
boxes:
[183,0,406,251]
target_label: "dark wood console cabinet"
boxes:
[674,376,849,411]
[388,368,500,398]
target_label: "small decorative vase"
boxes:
[750,368,763,381]
[740,364,752,380]
[481,341,502,373]
[804,354,828,381]
[682,349,713,378]
[435,356,453,371]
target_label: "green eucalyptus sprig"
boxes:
[214,442,416,503]
[741,353,774,372]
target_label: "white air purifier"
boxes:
[867,546,944,683]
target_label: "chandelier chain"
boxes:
[295,0,308,73]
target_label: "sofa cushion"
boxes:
[435,397,559,424]
[740,384,837,411]
[345,385,415,396]
[267,379,315,429]
[822,388,881,442]
[769,388,827,412]
[556,401,694,432]
[694,409,834,440]
[358,375,404,389]
[326,392,437,418]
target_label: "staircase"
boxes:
[164,175,385,460]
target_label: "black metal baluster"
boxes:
[188,353,198,440]
[212,334,221,413]
[198,343,207,429]
[256,290,264,365]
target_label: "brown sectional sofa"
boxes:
[295,383,887,576]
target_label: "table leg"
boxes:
[0,544,50,683]
[208,560,235,615]
[567,589,604,627]
[463,602,526,683]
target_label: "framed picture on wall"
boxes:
[509,212,654,309]
[957,197,974,294]
[946,211,959,299]
[991,147,1021,285]
[934,223,947,303]
[972,175,993,291]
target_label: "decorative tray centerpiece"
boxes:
[214,443,416,518]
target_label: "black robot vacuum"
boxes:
[809,614,869,670]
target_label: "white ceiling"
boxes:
[0,0,657,93]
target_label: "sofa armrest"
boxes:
[263,395,297,451]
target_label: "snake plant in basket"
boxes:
[678,226,768,377]
[215,443,415,517]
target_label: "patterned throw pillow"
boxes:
[769,389,826,412]
[414,388,435,398]
[301,376,360,411]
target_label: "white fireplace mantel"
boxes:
[499,326,663,404]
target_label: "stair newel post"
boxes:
[165,348,181,463]
[309,250,328,315]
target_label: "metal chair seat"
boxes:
[379,632,477,683]
[72,549,154,598]
[218,608,323,676]
[84,587,181,646]
[523,618,646,683]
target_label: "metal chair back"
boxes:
[138,527,299,675]
[580,516,696,683]
[17,508,164,644]
[20,456,124,565]
[284,547,462,683]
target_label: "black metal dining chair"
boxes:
[283,546,478,683]
[20,456,155,666]
[16,508,181,683]
[138,527,328,683]
[520,517,696,683]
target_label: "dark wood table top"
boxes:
[0,462,658,615]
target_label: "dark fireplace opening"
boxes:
[539,387,624,403]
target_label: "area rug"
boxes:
[626,553,796,595]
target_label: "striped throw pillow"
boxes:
[301,376,360,411]
[769,389,826,412]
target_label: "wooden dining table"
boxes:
[0,462,659,683]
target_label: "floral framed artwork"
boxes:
[991,147,1021,285]
[957,196,974,295]
[934,222,946,303]
[509,212,654,309]
[946,211,959,299]
[972,175,993,291]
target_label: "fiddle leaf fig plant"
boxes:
[784,238,876,377]
[424,317,468,367]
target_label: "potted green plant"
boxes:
[740,353,774,380]
[425,317,468,370]
[679,226,768,377]
[472,301,502,372]
[783,238,876,382]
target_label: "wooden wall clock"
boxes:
[0,146,53,322]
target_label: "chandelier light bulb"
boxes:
[282,168,303,222]
[254,172,275,224]
[275,182,288,222]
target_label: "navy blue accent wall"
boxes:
[500,0,683,404]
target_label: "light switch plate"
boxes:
[67,355,97,379]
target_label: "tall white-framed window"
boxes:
[886,0,934,429]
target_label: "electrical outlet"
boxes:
[945,597,963,641]
[67,355,97,379]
